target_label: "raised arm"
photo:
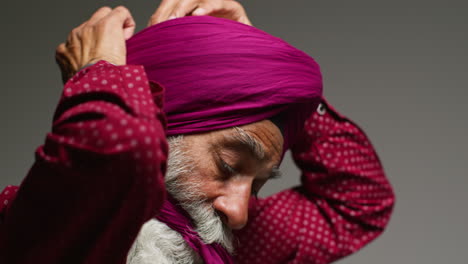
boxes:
[0,7,168,264]
[234,98,395,264]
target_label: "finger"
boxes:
[65,27,82,63]
[55,43,76,84]
[104,6,136,40]
[199,0,251,26]
[66,22,83,47]
[222,0,252,25]
[55,43,67,67]
[65,6,102,45]
[170,0,201,19]
[191,0,222,16]
[191,3,214,16]
[57,43,78,71]
[55,56,71,84]
[148,0,178,26]
[86,6,113,26]
[55,43,67,59]
[103,6,134,28]
[123,14,136,40]
[93,6,135,65]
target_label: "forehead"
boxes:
[216,120,284,165]
[181,120,284,166]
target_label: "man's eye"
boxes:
[219,158,236,175]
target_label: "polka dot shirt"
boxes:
[0,61,395,264]
[0,61,169,263]
[233,100,395,263]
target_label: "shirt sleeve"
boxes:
[0,61,168,264]
[233,98,395,264]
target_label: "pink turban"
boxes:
[126,16,322,151]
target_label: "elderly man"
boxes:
[0,1,394,264]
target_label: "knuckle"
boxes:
[98,6,112,12]
[95,19,111,30]
[95,14,111,26]
[55,43,65,53]
[114,5,129,14]
[81,25,95,36]
[71,27,81,37]
[149,16,158,25]
[102,6,131,23]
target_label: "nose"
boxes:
[212,182,252,230]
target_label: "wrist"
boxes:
[78,60,118,71]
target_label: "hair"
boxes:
[127,135,235,264]
[165,136,234,253]
[126,218,202,264]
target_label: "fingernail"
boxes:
[192,8,206,16]
[168,15,177,20]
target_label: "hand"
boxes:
[148,0,252,27]
[55,6,136,84]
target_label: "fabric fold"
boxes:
[155,196,233,264]
[127,16,323,152]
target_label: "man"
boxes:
[0,1,395,264]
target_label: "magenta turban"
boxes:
[126,16,322,151]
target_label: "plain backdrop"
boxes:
[1,0,467,263]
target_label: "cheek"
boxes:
[183,135,227,199]
[188,160,224,199]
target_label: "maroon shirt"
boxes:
[0,61,395,264]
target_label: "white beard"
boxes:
[127,136,233,264]
[126,219,202,264]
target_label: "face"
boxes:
[165,119,283,249]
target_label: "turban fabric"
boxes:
[126,16,323,264]
[126,16,323,151]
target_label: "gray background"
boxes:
[1,0,466,263]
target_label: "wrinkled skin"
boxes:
[174,120,283,230]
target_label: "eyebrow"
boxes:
[231,127,265,160]
[227,127,282,180]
